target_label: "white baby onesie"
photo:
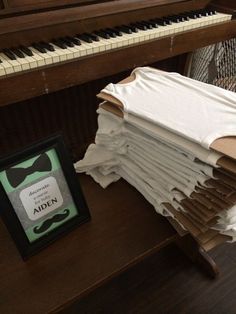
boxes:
[102,67,236,148]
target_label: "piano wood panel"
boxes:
[5,0,109,11]
[0,19,235,108]
[0,0,211,51]
[210,0,236,15]
[0,1,4,9]
[0,0,210,37]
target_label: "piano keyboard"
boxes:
[0,9,232,77]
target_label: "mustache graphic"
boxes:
[33,209,70,234]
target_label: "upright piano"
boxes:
[0,0,235,157]
[0,0,236,159]
[0,2,236,312]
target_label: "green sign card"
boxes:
[0,135,90,259]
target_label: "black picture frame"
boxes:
[0,134,91,260]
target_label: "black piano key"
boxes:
[163,18,173,25]
[121,25,134,32]
[140,21,153,29]
[152,18,168,26]
[94,30,110,39]
[40,41,55,51]
[132,23,147,31]
[191,10,202,18]
[103,29,117,38]
[107,28,123,36]
[184,11,196,19]
[202,10,210,16]
[10,48,25,58]
[19,45,33,56]
[166,15,181,23]
[85,33,100,41]
[66,36,81,45]
[52,39,67,49]
[179,14,190,21]
[60,37,75,47]
[2,49,16,60]
[176,15,186,22]
[147,20,159,28]
[32,43,47,53]
[201,9,216,16]
[0,58,2,63]
[198,9,209,16]
[77,34,93,43]
[129,25,139,32]
[209,10,217,15]
[115,26,132,34]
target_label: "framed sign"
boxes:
[0,135,90,259]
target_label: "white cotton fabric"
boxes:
[213,205,236,241]
[97,107,222,166]
[102,67,236,148]
[75,108,217,213]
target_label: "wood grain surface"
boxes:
[0,174,177,314]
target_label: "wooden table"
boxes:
[0,174,177,313]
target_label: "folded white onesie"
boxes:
[102,67,236,148]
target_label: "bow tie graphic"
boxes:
[6,153,52,188]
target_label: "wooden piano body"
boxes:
[0,1,236,312]
[0,0,235,159]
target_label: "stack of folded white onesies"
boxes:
[75,67,236,250]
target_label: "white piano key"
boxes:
[44,49,60,63]
[117,34,130,46]
[107,37,122,49]
[49,43,69,61]
[0,63,6,76]
[162,24,176,36]
[28,47,46,66]
[0,53,14,74]
[118,33,134,45]
[183,19,198,31]
[31,47,53,65]
[148,28,159,40]
[149,26,166,40]
[0,53,22,73]
[62,45,81,59]
[181,20,193,31]
[16,57,31,71]
[202,16,212,26]
[77,40,94,55]
[89,40,102,53]
[204,15,213,26]
[217,12,231,23]
[116,35,129,47]
[96,39,109,52]
[73,44,88,57]
[94,39,107,52]
[21,55,38,69]
[102,37,113,50]
[152,26,166,39]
